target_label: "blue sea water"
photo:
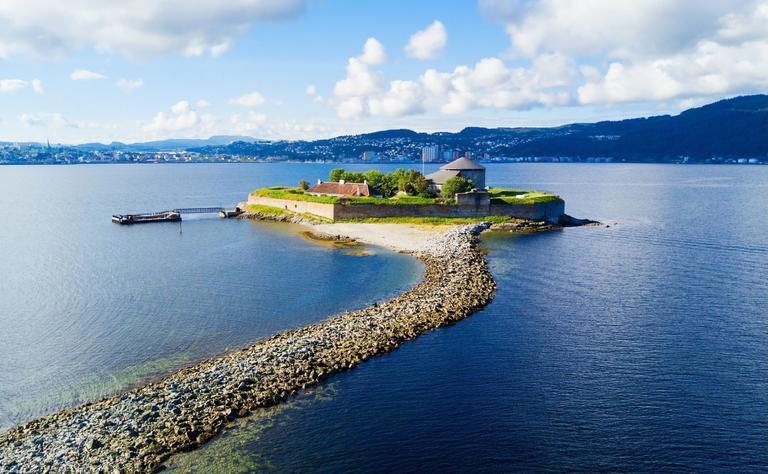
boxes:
[1,163,767,472]
[0,164,422,429]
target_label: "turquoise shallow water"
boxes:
[0,164,422,430]
[2,163,767,472]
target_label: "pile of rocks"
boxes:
[0,224,496,473]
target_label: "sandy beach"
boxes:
[311,222,449,253]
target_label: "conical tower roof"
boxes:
[439,157,485,170]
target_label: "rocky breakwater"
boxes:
[0,223,496,473]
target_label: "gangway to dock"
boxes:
[173,207,225,214]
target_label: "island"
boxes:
[245,158,567,226]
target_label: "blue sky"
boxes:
[0,0,766,143]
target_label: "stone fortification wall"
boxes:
[334,203,486,219]
[489,200,565,223]
[247,195,336,220]
[248,193,565,223]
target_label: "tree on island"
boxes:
[329,168,345,182]
[397,169,429,196]
[299,179,310,190]
[326,168,432,198]
[441,176,474,198]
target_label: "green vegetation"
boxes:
[327,167,430,198]
[344,194,452,205]
[299,179,309,190]
[251,184,561,208]
[441,176,474,198]
[488,188,562,204]
[245,204,332,223]
[337,215,518,225]
[252,186,340,204]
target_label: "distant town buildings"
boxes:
[421,145,440,163]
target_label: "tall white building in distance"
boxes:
[421,145,440,163]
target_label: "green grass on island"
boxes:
[488,188,562,205]
[336,216,520,225]
[252,187,341,204]
[252,186,560,206]
[244,203,332,223]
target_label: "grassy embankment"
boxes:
[244,204,332,223]
[487,188,562,205]
[248,186,562,225]
[336,216,519,225]
[252,186,561,205]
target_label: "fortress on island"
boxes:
[247,158,566,223]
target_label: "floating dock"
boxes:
[112,207,242,225]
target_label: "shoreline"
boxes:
[0,221,496,472]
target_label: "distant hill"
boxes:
[75,135,256,152]
[9,95,764,163]
[192,95,767,162]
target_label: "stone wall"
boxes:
[489,200,565,223]
[247,195,336,220]
[248,193,565,223]
[458,169,486,189]
[334,203,487,219]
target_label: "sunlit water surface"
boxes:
[1,163,766,472]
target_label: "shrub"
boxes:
[396,168,429,196]
[379,173,400,198]
[329,168,345,182]
[341,171,365,183]
[299,179,309,190]
[441,176,474,198]
[364,170,385,187]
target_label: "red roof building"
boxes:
[306,180,371,197]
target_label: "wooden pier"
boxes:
[112,207,242,225]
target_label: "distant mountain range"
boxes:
[73,135,259,152]
[193,95,767,162]
[5,95,767,163]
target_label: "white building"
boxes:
[421,145,440,163]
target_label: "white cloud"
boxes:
[405,20,447,60]
[578,39,768,104]
[229,111,268,133]
[229,91,266,107]
[329,29,576,119]
[359,37,386,65]
[196,99,210,108]
[305,84,317,96]
[0,0,306,59]
[496,0,752,60]
[0,78,45,94]
[368,80,424,117]
[31,78,44,94]
[330,38,390,118]
[430,56,573,114]
[334,57,382,98]
[0,79,28,93]
[476,0,768,106]
[116,78,143,91]
[210,41,231,57]
[20,112,76,128]
[70,69,107,80]
[170,100,190,114]
[145,100,208,133]
[336,97,366,119]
